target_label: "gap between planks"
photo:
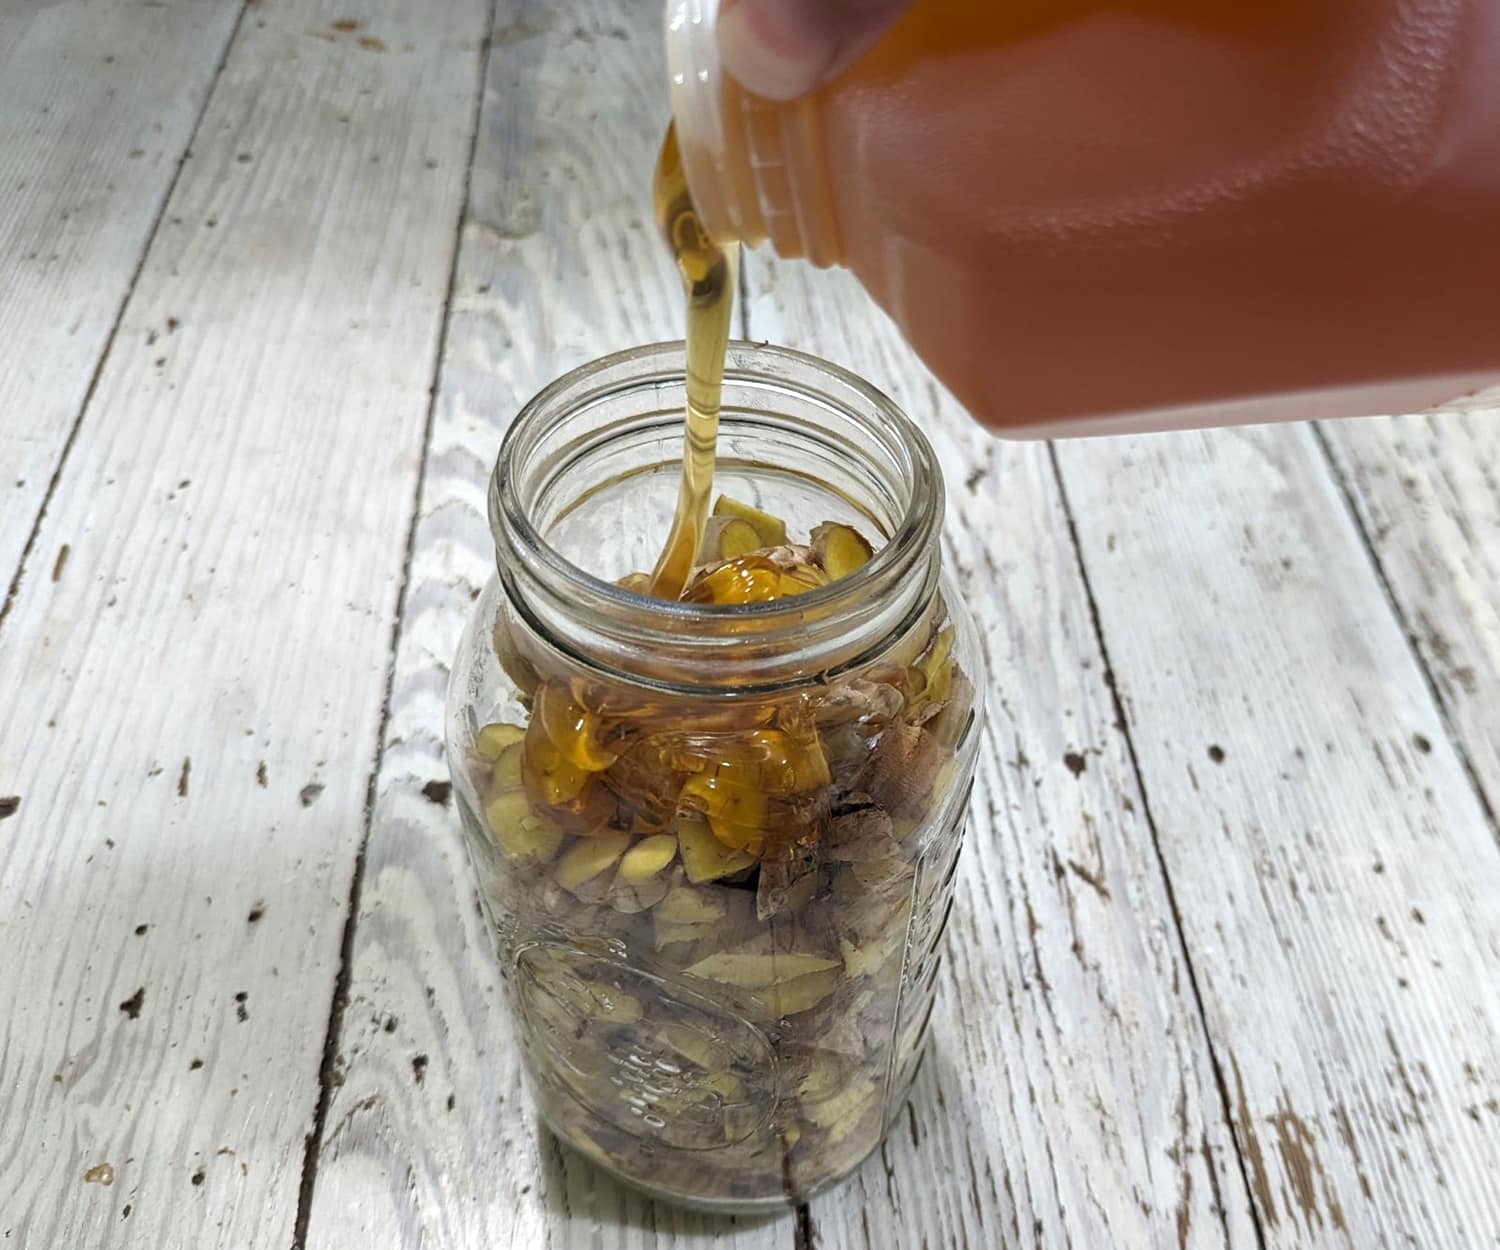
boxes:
[0,1,252,641]
[287,5,499,1245]
[1307,421,1500,844]
[1044,443,1270,1250]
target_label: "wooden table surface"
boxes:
[4,2,1499,1247]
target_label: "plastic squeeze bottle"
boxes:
[664,0,1500,437]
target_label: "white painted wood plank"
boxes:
[0,2,489,1246]
[1054,425,1500,1247]
[746,262,1258,1249]
[1318,410,1500,808]
[300,2,789,1246]
[0,0,243,593]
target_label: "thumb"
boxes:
[716,0,913,101]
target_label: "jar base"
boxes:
[537,1100,900,1216]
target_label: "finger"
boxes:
[716,0,913,101]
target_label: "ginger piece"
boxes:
[858,721,948,820]
[814,678,904,728]
[523,723,591,805]
[476,721,526,761]
[745,968,839,1017]
[699,516,762,562]
[804,1077,878,1142]
[810,521,874,580]
[927,668,976,749]
[657,883,729,925]
[653,917,718,953]
[685,949,840,987]
[756,840,818,920]
[906,625,956,721]
[825,806,902,863]
[555,831,631,893]
[488,741,525,799]
[486,788,564,867]
[492,611,540,700]
[606,871,671,913]
[712,494,788,546]
[617,833,678,883]
[837,925,907,978]
[534,682,619,771]
[679,769,766,854]
[677,812,756,883]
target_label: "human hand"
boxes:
[716,0,915,100]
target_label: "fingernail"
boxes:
[716,2,830,101]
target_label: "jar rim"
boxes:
[490,341,944,692]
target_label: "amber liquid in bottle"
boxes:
[646,124,740,600]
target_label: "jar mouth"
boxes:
[490,341,944,692]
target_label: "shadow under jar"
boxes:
[446,342,985,1212]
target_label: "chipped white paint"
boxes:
[1320,411,1500,804]
[1055,425,1500,1247]
[0,0,244,588]
[0,1,488,1246]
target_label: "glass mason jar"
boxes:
[446,342,984,1212]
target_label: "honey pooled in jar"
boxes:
[683,553,830,605]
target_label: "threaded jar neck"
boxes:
[664,0,843,266]
[489,343,942,697]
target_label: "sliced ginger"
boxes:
[476,721,526,761]
[657,883,729,925]
[810,521,874,580]
[684,949,840,987]
[555,832,631,892]
[712,494,787,546]
[699,515,762,563]
[676,813,756,882]
[617,833,678,883]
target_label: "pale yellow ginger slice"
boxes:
[606,872,671,914]
[653,917,718,952]
[684,950,839,987]
[699,516,762,563]
[618,833,678,883]
[797,1054,842,1102]
[849,855,914,890]
[484,743,563,865]
[677,813,757,883]
[712,494,788,546]
[810,521,874,580]
[488,742,525,799]
[530,972,644,1027]
[555,831,631,892]
[658,1022,721,1068]
[746,968,839,1016]
[834,930,900,978]
[486,790,564,866]
[476,721,526,761]
[805,1078,878,1143]
[657,883,730,925]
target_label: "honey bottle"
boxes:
[665,0,1500,436]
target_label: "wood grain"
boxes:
[746,262,1259,1249]
[299,1,790,1246]
[0,0,244,599]
[0,1,488,1245]
[1318,410,1500,814]
[1054,424,1500,1247]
